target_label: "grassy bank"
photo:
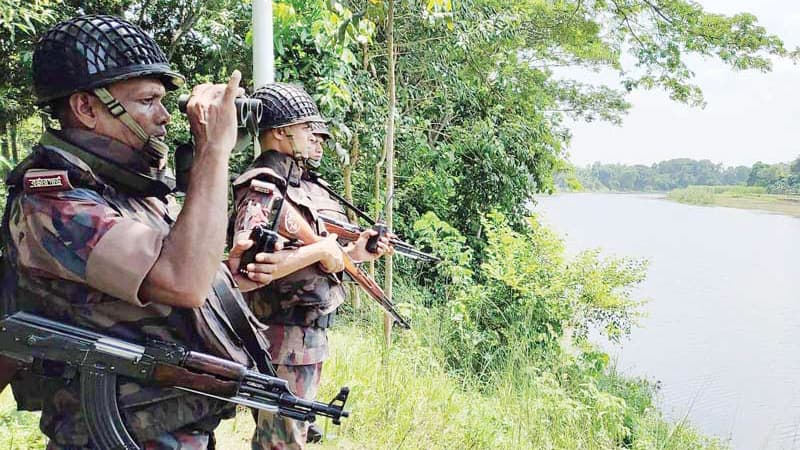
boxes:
[667,185,800,217]
[1,319,725,449]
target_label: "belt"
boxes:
[266,310,336,329]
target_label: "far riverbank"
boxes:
[666,185,800,217]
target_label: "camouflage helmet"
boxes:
[252,83,326,130]
[33,14,184,105]
[310,121,331,139]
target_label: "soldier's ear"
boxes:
[68,92,99,129]
[272,128,286,141]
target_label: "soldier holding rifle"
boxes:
[231,83,395,449]
[0,15,344,449]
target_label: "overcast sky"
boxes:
[565,0,800,168]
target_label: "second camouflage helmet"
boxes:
[252,83,326,130]
[33,14,184,105]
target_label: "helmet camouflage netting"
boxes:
[251,83,326,130]
[33,14,184,105]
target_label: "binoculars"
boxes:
[177,94,262,132]
[173,94,263,193]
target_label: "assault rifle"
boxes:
[0,312,349,450]
[302,171,439,263]
[318,215,440,263]
[240,190,412,329]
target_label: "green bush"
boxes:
[413,211,645,381]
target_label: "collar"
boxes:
[38,128,175,197]
[253,150,303,187]
[57,128,167,173]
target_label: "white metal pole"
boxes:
[252,0,275,156]
[253,0,275,87]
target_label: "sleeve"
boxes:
[13,188,165,306]
[232,179,281,242]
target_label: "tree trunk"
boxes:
[372,127,386,284]
[10,122,18,162]
[167,2,202,61]
[383,0,397,347]
[343,159,358,313]
[343,135,361,308]
[1,123,8,160]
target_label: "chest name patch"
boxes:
[250,179,277,194]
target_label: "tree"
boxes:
[0,0,61,162]
[748,161,786,187]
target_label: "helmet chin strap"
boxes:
[285,132,308,165]
[92,87,169,168]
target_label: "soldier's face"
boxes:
[309,134,326,162]
[93,78,171,150]
[282,123,317,159]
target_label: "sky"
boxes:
[565,0,800,168]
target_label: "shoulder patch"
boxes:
[23,169,73,194]
[232,167,286,190]
[250,179,279,195]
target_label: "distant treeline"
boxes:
[564,157,800,194]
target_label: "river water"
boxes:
[532,193,800,450]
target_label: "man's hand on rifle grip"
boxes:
[347,229,395,263]
[228,238,285,292]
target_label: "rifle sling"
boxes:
[211,273,276,377]
[305,171,376,225]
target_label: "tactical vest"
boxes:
[0,130,259,445]
[232,150,345,328]
[301,172,349,224]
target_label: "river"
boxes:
[532,193,800,450]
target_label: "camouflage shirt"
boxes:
[1,129,240,446]
[232,150,346,366]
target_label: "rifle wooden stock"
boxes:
[317,221,362,242]
[276,202,411,329]
[152,364,240,397]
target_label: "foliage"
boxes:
[747,160,800,194]
[0,214,722,449]
[0,0,59,40]
[0,388,46,449]
[0,0,60,128]
[567,159,752,192]
[413,211,646,382]
[569,156,800,195]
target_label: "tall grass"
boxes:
[667,185,800,217]
[314,318,725,449]
[668,185,768,205]
[0,388,46,449]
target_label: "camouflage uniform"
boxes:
[1,129,252,449]
[232,150,347,450]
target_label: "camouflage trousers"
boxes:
[251,362,323,450]
[47,430,212,450]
